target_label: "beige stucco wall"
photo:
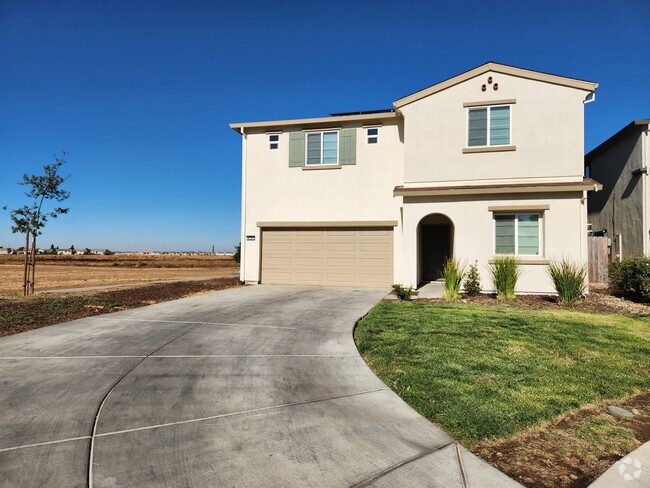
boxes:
[241,120,404,282]
[236,68,592,292]
[399,71,590,185]
[397,192,588,294]
[587,129,645,257]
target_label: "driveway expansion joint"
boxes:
[87,321,207,488]
[95,387,390,438]
[0,436,91,453]
[93,317,298,330]
[350,441,456,487]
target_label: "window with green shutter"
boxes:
[494,213,540,256]
[288,132,305,167]
[305,130,339,165]
[288,129,356,167]
[468,105,511,147]
[339,128,356,165]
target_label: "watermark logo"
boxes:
[618,456,643,481]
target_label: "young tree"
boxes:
[3,154,70,295]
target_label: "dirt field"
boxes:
[0,255,238,297]
[0,277,241,337]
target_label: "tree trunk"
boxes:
[28,235,37,295]
[23,230,30,297]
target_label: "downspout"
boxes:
[641,127,650,256]
[240,127,247,283]
[582,91,596,291]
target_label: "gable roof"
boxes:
[393,62,598,109]
[585,119,650,162]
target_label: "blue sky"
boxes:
[1,0,648,252]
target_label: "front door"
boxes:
[420,224,450,282]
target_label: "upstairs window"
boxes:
[494,213,540,256]
[366,127,379,144]
[468,105,511,147]
[268,133,280,150]
[306,130,339,165]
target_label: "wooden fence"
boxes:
[588,236,609,284]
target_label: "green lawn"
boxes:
[355,301,650,446]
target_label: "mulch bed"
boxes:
[474,390,650,488]
[0,277,241,337]
[415,289,650,317]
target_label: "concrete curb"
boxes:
[589,441,650,487]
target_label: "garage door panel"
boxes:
[263,256,294,267]
[295,257,325,266]
[359,258,392,268]
[356,230,392,237]
[261,227,393,287]
[326,272,357,282]
[296,242,325,252]
[326,230,356,237]
[264,241,294,252]
[326,257,356,267]
[327,242,357,252]
[294,272,326,282]
[359,242,391,252]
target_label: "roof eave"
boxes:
[393,179,603,197]
[229,111,399,134]
[585,119,650,162]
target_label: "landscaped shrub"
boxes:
[392,283,413,301]
[463,261,482,296]
[609,257,650,303]
[548,258,587,306]
[441,258,466,301]
[489,256,520,300]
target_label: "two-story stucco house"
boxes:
[230,62,601,294]
[586,120,650,258]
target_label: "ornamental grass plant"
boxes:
[489,256,520,300]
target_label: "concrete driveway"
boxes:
[0,285,520,487]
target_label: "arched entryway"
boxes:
[418,213,454,285]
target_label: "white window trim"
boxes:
[267,133,280,150]
[493,212,543,257]
[466,104,512,148]
[366,127,379,145]
[304,130,340,165]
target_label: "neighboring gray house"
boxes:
[586,120,650,257]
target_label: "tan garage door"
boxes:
[261,228,393,287]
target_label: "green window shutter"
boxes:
[339,128,357,165]
[288,132,305,167]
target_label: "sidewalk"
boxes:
[589,441,650,487]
